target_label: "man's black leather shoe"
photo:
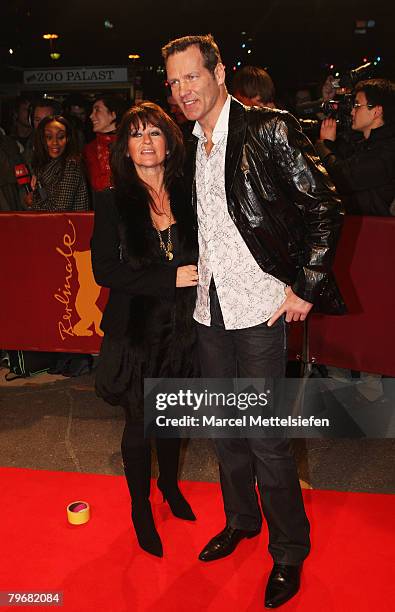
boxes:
[198,525,260,561]
[264,563,302,608]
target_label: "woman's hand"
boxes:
[24,174,36,207]
[24,192,33,207]
[176,265,199,287]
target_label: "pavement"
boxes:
[1,366,394,493]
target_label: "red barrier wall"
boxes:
[309,216,395,376]
[1,213,394,375]
[0,212,107,353]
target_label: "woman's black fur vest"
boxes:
[113,179,198,349]
[114,179,197,269]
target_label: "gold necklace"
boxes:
[152,209,173,261]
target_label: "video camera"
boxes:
[296,62,376,137]
[321,62,375,129]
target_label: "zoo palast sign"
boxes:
[24,66,128,85]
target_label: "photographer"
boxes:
[315,79,395,215]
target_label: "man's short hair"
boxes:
[232,66,275,105]
[161,34,222,75]
[31,97,61,116]
[354,79,395,124]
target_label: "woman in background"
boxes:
[83,94,126,192]
[31,115,89,211]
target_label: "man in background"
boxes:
[316,78,395,215]
[22,97,62,168]
[232,65,276,109]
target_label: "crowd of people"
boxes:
[1,34,395,609]
[0,93,128,212]
[1,66,394,217]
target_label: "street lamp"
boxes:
[43,33,59,60]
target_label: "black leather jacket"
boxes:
[187,98,346,314]
[316,123,395,216]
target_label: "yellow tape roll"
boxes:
[67,501,90,525]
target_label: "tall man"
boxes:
[162,34,345,608]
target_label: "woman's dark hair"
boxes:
[92,94,128,128]
[32,115,80,170]
[111,101,184,209]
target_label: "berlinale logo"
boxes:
[54,220,104,341]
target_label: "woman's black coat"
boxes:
[91,181,198,346]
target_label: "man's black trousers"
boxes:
[196,284,310,565]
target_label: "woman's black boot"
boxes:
[122,424,163,557]
[156,438,196,521]
[130,499,163,558]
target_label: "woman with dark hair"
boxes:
[31,115,89,211]
[83,94,127,191]
[91,101,199,557]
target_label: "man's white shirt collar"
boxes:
[192,94,231,144]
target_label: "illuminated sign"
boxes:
[24,66,128,85]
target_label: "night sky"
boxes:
[1,0,394,91]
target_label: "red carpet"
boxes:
[0,467,394,611]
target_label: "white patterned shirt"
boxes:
[193,95,286,330]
